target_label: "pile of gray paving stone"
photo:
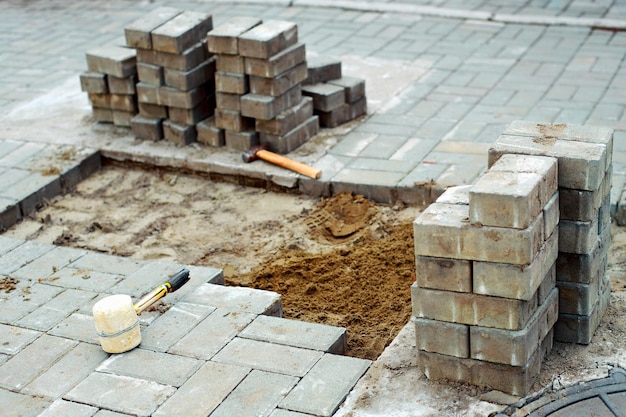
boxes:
[412,121,613,396]
[79,7,366,154]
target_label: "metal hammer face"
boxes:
[241,145,266,163]
[241,145,322,179]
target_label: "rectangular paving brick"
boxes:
[255,96,313,136]
[414,256,472,293]
[304,56,342,84]
[131,115,163,141]
[150,11,212,54]
[302,83,345,112]
[36,398,98,417]
[559,217,599,254]
[11,246,87,280]
[414,317,469,358]
[168,99,214,126]
[473,229,558,300]
[17,288,97,331]
[414,202,545,265]
[225,129,259,151]
[69,252,144,276]
[216,91,242,111]
[0,197,20,230]
[0,389,49,417]
[86,46,137,78]
[139,101,168,119]
[328,76,366,103]
[0,334,76,390]
[65,372,176,417]
[259,115,319,154]
[137,62,164,86]
[49,312,99,345]
[239,315,346,354]
[196,117,224,147]
[557,224,610,284]
[207,16,263,54]
[79,72,108,94]
[169,308,256,360]
[124,7,182,49]
[249,61,307,97]
[97,348,202,387]
[136,41,209,72]
[23,342,108,398]
[0,283,63,323]
[212,337,323,377]
[557,272,602,316]
[211,370,298,417]
[107,75,137,95]
[163,119,196,145]
[163,58,215,92]
[216,54,246,73]
[0,323,40,355]
[280,354,371,417]
[159,85,206,109]
[543,192,560,239]
[3,171,62,216]
[241,86,302,120]
[245,43,306,78]
[560,167,611,221]
[153,361,250,417]
[215,71,248,94]
[238,20,298,59]
[215,108,254,132]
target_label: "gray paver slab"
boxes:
[0,323,40,355]
[210,369,299,417]
[153,361,250,417]
[16,288,97,331]
[239,314,347,354]
[45,267,124,292]
[65,372,176,417]
[0,283,64,323]
[212,337,323,377]
[0,236,22,256]
[49,312,100,345]
[183,283,282,316]
[69,252,145,276]
[270,410,312,417]
[97,348,202,387]
[0,240,54,275]
[0,388,50,417]
[37,398,98,417]
[280,353,371,417]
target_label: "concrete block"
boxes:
[473,229,558,300]
[35,398,97,417]
[151,11,213,54]
[107,74,137,95]
[112,110,135,127]
[414,317,469,358]
[0,197,20,231]
[349,96,367,119]
[0,324,38,355]
[69,251,144,276]
[139,101,168,119]
[328,76,366,103]
[280,354,371,417]
[557,269,602,315]
[48,312,99,344]
[560,165,611,221]
[411,283,538,330]
[0,334,75,390]
[317,103,350,128]
[436,184,472,205]
[137,62,164,86]
[489,134,608,191]
[537,263,557,306]
[92,107,113,123]
[168,97,215,125]
[216,54,246,73]
[16,288,96,332]
[131,115,163,141]
[214,108,254,132]
[469,171,545,230]
[414,202,545,265]
[86,45,137,78]
[163,119,196,145]
[88,93,111,108]
[238,20,298,59]
[256,96,313,136]
[41,266,122,293]
[559,217,598,254]
[2,173,62,217]
[136,41,209,71]
[259,115,319,154]
[207,16,263,54]
[249,61,307,97]
[211,370,298,417]
[225,129,259,151]
[153,361,250,417]
[183,283,282,316]
[65,372,176,416]
[215,71,248,94]
[124,7,182,49]
[136,82,160,105]
[554,274,611,344]
[543,192,560,240]
[302,82,345,112]
[97,348,202,387]
[80,72,107,94]
[0,389,49,416]
[196,116,225,147]
[414,256,472,293]
[304,56,341,84]
[245,43,306,78]
[239,315,346,354]
[163,57,215,91]
[160,85,206,109]
[110,94,137,112]
[470,288,558,366]
[216,91,242,111]
[23,343,107,398]
[241,85,302,120]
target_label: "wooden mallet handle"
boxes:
[243,146,322,179]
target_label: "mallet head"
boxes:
[242,145,267,163]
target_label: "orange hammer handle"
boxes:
[257,149,322,179]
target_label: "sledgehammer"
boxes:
[92,269,190,353]
[242,145,322,179]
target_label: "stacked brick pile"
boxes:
[80,45,138,127]
[412,153,560,396]
[126,7,215,144]
[490,121,614,344]
[205,18,319,154]
[303,57,367,128]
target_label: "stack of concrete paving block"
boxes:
[127,7,215,144]
[81,45,138,127]
[490,121,614,345]
[302,56,367,128]
[412,153,560,396]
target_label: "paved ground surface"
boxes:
[1,0,626,416]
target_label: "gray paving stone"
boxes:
[183,283,282,316]
[0,323,40,355]
[0,388,50,417]
[109,261,188,299]
[16,288,97,331]
[45,266,124,292]
[0,334,76,390]
[11,246,87,280]
[0,283,64,323]
[98,348,202,387]
[270,410,312,417]
[36,398,98,417]
[0,197,20,230]
[141,302,215,352]
[213,337,323,377]
[210,369,299,417]
[65,372,176,417]
[0,142,48,168]
[23,342,108,398]
[280,353,371,417]
[153,361,250,417]
[49,312,100,345]
[0,240,54,275]
[69,252,145,276]
[0,236,22,256]
[93,410,134,417]
[239,315,346,354]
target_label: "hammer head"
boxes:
[242,145,267,163]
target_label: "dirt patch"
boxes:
[0,277,18,293]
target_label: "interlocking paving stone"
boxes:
[0,323,40,355]
[0,388,50,417]
[36,399,98,417]
[183,283,282,316]
[0,240,54,275]
[11,246,87,281]
[16,288,97,331]
[65,372,176,417]
[0,283,64,323]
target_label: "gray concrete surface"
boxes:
[1,0,626,416]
